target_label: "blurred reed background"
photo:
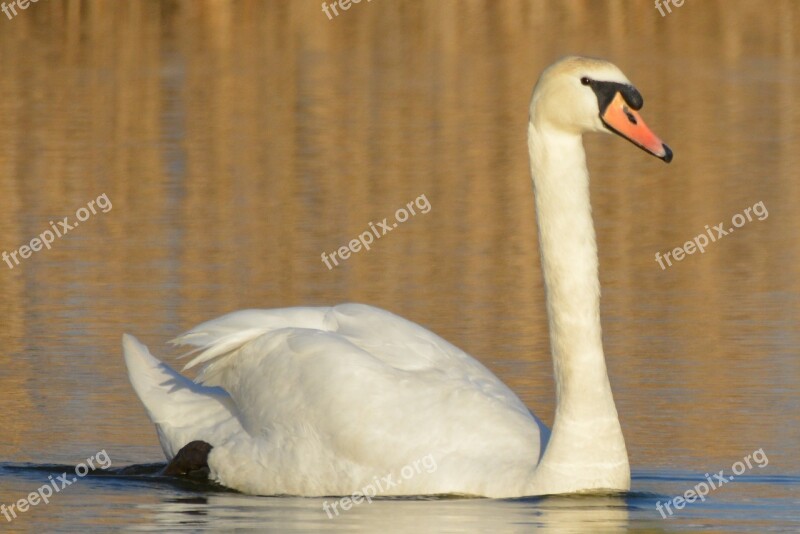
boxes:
[0,0,797,486]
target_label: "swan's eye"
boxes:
[580,77,591,86]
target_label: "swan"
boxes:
[122,56,671,498]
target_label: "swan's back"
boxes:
[126,303,547,496]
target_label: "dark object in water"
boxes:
[162,441,213,480]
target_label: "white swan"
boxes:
[123,56,671,498]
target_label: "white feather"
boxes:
[121,56,669,497]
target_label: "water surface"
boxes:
[0,1,798,531]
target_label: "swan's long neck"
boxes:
[526,121,629,494]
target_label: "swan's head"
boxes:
[530,56,672,162]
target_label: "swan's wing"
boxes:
[176,303,529,414]
[172,303,545,496]
[122,334,244,460]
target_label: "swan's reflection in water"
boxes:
[136,493,634,532]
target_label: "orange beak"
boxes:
[601,92,672,163]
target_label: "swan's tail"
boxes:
[122,334,244,460]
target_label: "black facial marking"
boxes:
[583,79,644,113]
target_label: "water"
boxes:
[0,1,798,531]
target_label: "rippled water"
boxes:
[0,1,799,532]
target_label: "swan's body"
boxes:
[123,56,671,498]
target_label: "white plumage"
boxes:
[124,304,548,496]
[123,56,671,497]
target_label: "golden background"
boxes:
[0,1,797,489]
